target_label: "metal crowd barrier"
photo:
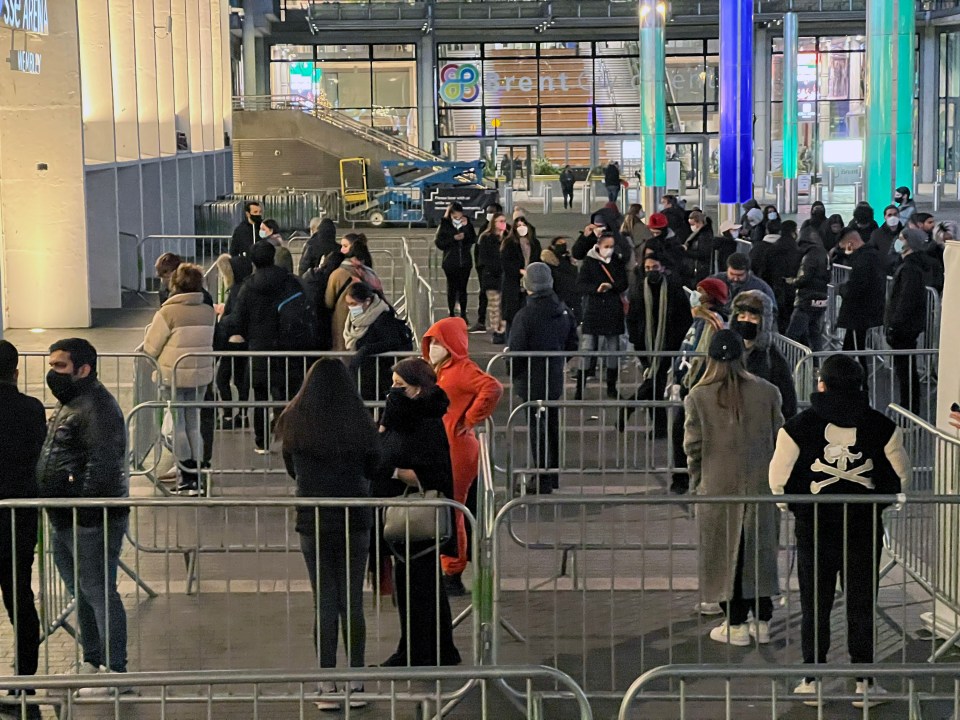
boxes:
[793,349,939,419]
[137,235,231,293]
[401,237,439,340]
[770,334,813,397]
[0,666,592,720]
[228,190,340,229]
[491,494,953,699]
[618,664,960,715]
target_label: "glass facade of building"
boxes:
[940,31,960,181]
[269,43,418,145]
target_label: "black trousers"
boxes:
[199,383,215,465]
[388,551,461,666]
[889,331,921,414]
[720,529,773,625]
[475,271,487,325]
[561,184,574,207]
[841,327,870,377]
[0,508,40,676]
[528,404,560,491]
[251,357,304,447]
[444,266,472,319]
[795,515,883,667]
[215,353,250,405]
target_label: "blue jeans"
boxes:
[51,519,128,672]
[786,306,825,353]
[168,386,203,462]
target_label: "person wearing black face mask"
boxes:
[230,200,263,258]
[36,338,130,693]
[729,291,797,419]
[541,236,581,324]
[622,255,692,433]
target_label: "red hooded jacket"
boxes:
[421,318,503,487]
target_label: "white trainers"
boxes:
[346,682,367,709]
[315,682,339,712]
[748,620,771,644]
[852,680,889,708]
[708,621,750,646]
[793,679,821,707]
[75,670,135,698]
[77,662,101,676]
[695,602,724,616]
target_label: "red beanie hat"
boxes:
[697,277,729,306]
[648,213,668,230]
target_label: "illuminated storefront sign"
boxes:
[1,0,49,36]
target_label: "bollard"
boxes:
[937,168,945,184]
[827,166,835,193]
[811,183,822,203]
[580,182,593,215]
[775,182,785,212]
[503,185,514,217]
[698,183,708,211]
[933,182,942,212]
[543,184,553,214]
[853,181,863,204]
[913,165,920,195]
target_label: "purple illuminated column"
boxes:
[719,0,754,218]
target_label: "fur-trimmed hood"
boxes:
[730,289,775,351]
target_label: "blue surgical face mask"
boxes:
[894,238,905,254]
[348,304,364,319]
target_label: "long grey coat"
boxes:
[684,375,784,603]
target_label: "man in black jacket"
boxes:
[220,241,305,452]
[37,338,130,693]
[786,226,830,352]
[0,341,46,701]
[230,201,263,258]
[769,354,909,706]
[885,228,933,414]
[298,217,339,275]
[507,263,579,494]
[836,229,886,372]
[603,161,621,202]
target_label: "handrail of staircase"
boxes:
[233,94,441,162]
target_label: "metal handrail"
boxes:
[233,94,439,162]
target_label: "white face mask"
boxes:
[486,213,494,222]
[428,343,449,365]
[517,225,528,237]
[599,247,614,259]
[767,212,778,221]
[258,229,270,239]
[348,304,364,319]
[885,215,900,229]
[452,218,464,229]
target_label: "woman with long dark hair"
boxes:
[499,215,542,336]
[275,359,380,710]
[684,330,783,647]
[377,357,461,667]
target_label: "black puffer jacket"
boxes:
[0,383,47,499]
[36,376,128,529]
[540,245,581,323]
[476,230,505,291]
[349,307,414,402]
[220,265,300,351]
[507,291,579,401]
[792,231,829,309]
[576,249,629,336]
[837,243,886,331]
[885,251,932,339]
[435,217,477,272]
[626,271,692,356]
[680,226,716,287]
[298,219,339,275]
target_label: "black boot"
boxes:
[605,369,618,399]
[176,460,199,496]
[574,371,585,401]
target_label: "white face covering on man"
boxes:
[428,343,449,365]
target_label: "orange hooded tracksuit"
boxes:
[422,317,503,576]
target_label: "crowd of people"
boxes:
[0,187,946,712]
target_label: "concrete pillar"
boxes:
[919,26,937,185]
[417,33,437,152]
[638,0,667,195]
[0,0,92,328]
[720,0,754,216]
[242,0,257,97]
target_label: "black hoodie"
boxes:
[221,265,301,350]
[769,390,909,524]
[298,218,339,275]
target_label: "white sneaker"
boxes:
[347,681,367,709]
[253,444,272,455]
[708,621,750,646]
[75,670,135,698]
[793,679,821,707]
[695,602,724,616]
[852,680,889,708]
[315,682,339,712]
[748,620,771,644]
[76,662,101,676]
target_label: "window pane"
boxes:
[666,39,704,54]
[594,57,633,105]
[319,61,372,107]
[540,42,593,57]
[486,107,537,135]
[373,44,416,59]
[596,106,640,134]
[438,43,480,61]
[707,38,720,53]
[705,55,719,103]
[371,107,417,144]
[483,60,537,106]
[706,104,720,133]
[819,36,865,52]
[540,57,593,104]
[485,42,537,58]
[819,52,864,100]
[771,54,784,101]
[373,61,416,107]
[666,57,708,104]
[669,105,704,133]
[772,37,784,54]
[316,45,370,60]
[438,107,482,137]
[596,40,636,56]
[270,44,314,61]
[819,100,865,138]
[541,106,594,135]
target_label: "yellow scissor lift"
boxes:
[339,157,386,225]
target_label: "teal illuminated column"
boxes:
[783,12,799,213]
[639,0,667,205]
[865,0,896,212]
[895,0,916,188]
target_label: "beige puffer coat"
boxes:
[143,292,216,388]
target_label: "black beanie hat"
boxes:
[708,329,744,362]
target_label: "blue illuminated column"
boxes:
[894,0,916,189]
[865,0,895,213]
[782,12,799,213]
[719,0,754,221]
[639,0,667,208]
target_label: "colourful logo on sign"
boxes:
[439,63,480,104]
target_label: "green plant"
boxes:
[533,157,562,176]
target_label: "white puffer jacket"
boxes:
[143,292,216,388]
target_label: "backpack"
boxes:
[385,309,414,351]
[277,279,319,351]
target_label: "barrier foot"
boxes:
[119,559,157,599]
